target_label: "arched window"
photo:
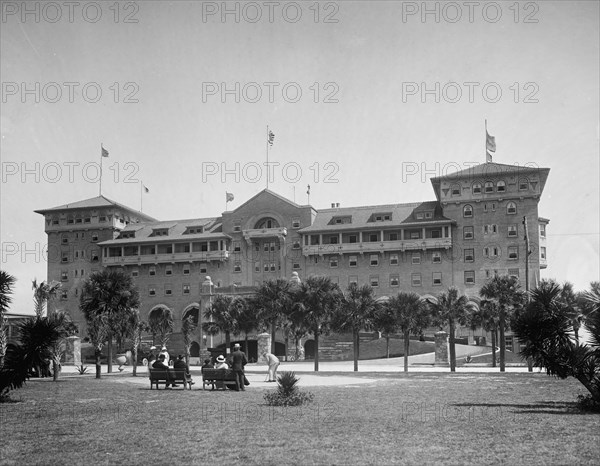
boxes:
[496,180,506,192]
[255,217,279,229]
[472,182,482,195]
[506,202,517,215]
[451,184,461,196]
[518,178,529,191]
[484,181,494,193]
[182,307,199,326]
[463,204,473,218]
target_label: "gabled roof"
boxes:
[299,201,452,233]
[99,217,229,245]
[35,195,157,221]
[226,189,311,214]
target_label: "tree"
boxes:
[148,306,174,347]
[294,276,342,371]
[17,316,62,378]
[79,269,140,374]
[468,299,500,367]
[46,310,78,381]
[254,279,293,354]
[387,292,430,372]
[130,310,147,377]
[32,279,61,318]
[480,275,525,372]
[332,283,378,371]
[83,310,108,379]
[372,298,398,359]
[427,287,476,372]
[234,297,257,360]
[514,280,600,403]
[202,294,237,354]
[0,270,16,369]
[181,314,197,370]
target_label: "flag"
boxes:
[226,192,234,202]
[101,145,109,157]
[268,130,275,147]
[486,130,496,153]
[144,185,149,193]
[306,184,311,195]
[486,151,493,163]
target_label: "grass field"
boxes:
[1,371,598,465]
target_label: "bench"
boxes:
[148,368,193,390]
[202,368,237,390]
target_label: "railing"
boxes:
[103,250,229,265]
[302,238,452,255]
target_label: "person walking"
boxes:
[230,343,248,391]
[263,352,280,382]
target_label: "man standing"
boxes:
[263,352,280,382]
[230,343,247,391]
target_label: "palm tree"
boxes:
[32,279,61,318]
[514,279,600,402]
[468,299,500,367]
[234,297,257,360]
[294,276,342,371]
[181,314,197,370]
[0,270,16,369]
[130,310,148,377]
[254,279,293,354]
[372,298,398,359]
[387,292,431,372]
[202,294,237,354]
[427,287,476,372]
[480,275,524,372]
[46,310,77,381]
[83,310,108,379]
[18,316,62,377]
[79,269,140,373]
[148,306,174,347]
[332,283,378,371]
[560,282,582,342]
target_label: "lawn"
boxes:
[1,372,598,465]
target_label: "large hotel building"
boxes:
[36,162,550,361]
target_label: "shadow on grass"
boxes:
[451,401,595,415]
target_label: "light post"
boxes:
[201,275,215,353]
[289,271,302,361]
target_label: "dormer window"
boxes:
[371,213,393,222]
[329,216,352,225]
[184,226,204,235]
[151,228,169,237]
[416,212,424,220]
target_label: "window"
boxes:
[519,179,529,191]
[165,286,172,296]
[149,266,156,276]
[463,205,473,218]
[508,268,519,278]
[508,246,518,259]
[416,212,424,220]
[52,218,59,225]
[61,271,68,281]
[464,271,475,285]
[165,265,173,276]
[425,212,433,219]
[539,224,546,238]
[234,262,242,272]
[464,249,474,262]
[463,226,474,240]
[472,183,482,194]
[92,233,99,242]
[329,236,339,244]
[293,262,300,270]
[410,231,420,239]
[349,256,358,267]
[430,229,442,239]
[432,272,442,286]
[183,264,190,275]
[451,184,461,196]
[264,263,269,272]
[233,221,241,232]
[412,252,421,265]
[233,242,241,252]
[390,275,399,287]
[508,225,518,237]
[67,218,74,224]
[183,284,190,295]
[541,247,546,259]
[370,254,379,266]
[370,275,379,287]
[349,276,358,285]
[432,252,441,263]
[61,291,68,300]
[264,243,269,252]
[389,233,398,241]
[483,246,498,258]
[61,235,69,244]
[149,286,156,296]
[91,251,99,262]
[507,202,517,215]
[61,254,68,263]
[496,180,506,192]
[254,262,260,272]
[270,263,276,272]
[349,235,357,244]
[492,225,497,233]
[292,240,300,250]
[132,268,139,277]
[411,273,422,287]
[75,218,83,224]
[390,254,399,266]
[329,256,338,268]
[483,225,489,235]
[491,203,496,211]
[200,265,208,274]
[369,233,378,242]
[484,181,494,193]
[292,219,301,228]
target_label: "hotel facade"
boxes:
[36,162,550,361]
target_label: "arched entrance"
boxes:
[304,339,315,360]
[148,305,173,345]
[190,341,200,358]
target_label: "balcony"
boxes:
[243,227,287,243]
[103,250,229,265]
[302,238,452,256]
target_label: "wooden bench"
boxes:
[201,368,237,390]
[148,368,193,390]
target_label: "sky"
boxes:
[1,0,599,313]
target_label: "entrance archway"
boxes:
[304,339,315,360]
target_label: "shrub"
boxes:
[76,364,89,375]
[263,371,314,407]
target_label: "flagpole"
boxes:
[266,125,269,190]
[140,181,143,212]
[485,120,487,163]
[99,144,103,196]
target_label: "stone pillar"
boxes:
[434,331,449,366]
[64,336,81,366]
[257,332,271,365]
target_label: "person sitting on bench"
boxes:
[152,354,178,388]
[173,354,194,386]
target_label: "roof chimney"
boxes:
[331,203,335,208]
[336,203,340,208]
